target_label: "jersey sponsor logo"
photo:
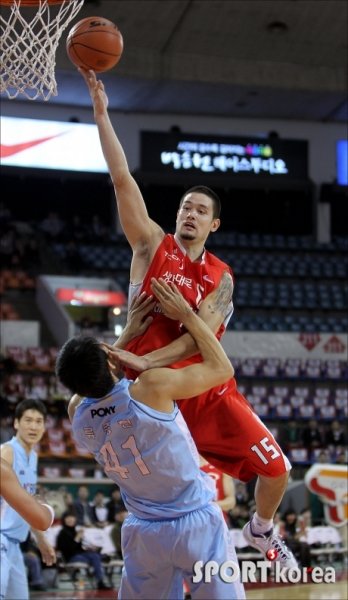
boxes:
[203,274,214,283]
[162,271,193,288]
[164,251,184,269]
[91,405,116,418]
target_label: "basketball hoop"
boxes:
[0,0,84,101]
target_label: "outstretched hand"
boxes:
[107,347,149,374]
[78,68,108,116]
[125,292,155,339]
[151,278,192,321]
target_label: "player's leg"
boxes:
[180,386,296,567]
[1,537,29,600]
[118,514,179,600]
[176,503,243,600]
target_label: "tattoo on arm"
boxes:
[207,272,233,318]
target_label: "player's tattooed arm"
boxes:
[203,271,234,321]
[133,271,233,371]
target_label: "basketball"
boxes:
[66,17,123,73]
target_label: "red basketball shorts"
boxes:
[178,379,291,482]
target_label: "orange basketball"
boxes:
[66,17,123,73]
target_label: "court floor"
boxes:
[30,578,348,600]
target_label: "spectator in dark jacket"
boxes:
[56,511,111,590]
[72,485,94,526]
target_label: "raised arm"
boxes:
[80,69,164,253]
[131,279,234,410]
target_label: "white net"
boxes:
[0,0,84,101]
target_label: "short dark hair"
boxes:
[56,336,114,398]
[15,399,47,421]
[179,185,221,219]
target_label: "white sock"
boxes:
[251,512,273,534]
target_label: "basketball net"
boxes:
[0,0,84,101]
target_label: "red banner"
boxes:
[56,288,126,306]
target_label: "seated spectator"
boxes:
[336,450,348,464]
[302,420,323,450]
[65,240,85,272]
[229,503,250,529]
[279,509,311,567]
[279,420,301,451]
[20,535,47,592]
[72,485,94,527]
[105,487,124,523]
[90,491,109,528]
[109,505,129,559]
[325,420,347,446]
[40,212,64,239]
[56,511,111,590]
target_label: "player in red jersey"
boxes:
[81,69,297,568]
[200,457,236,525]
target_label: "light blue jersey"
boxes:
[0,437,37,600]
[0,437,37,542]
[72,378,216,520]
[72,379,242,599]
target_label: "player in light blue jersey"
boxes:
[56,278,244,600]
[0,399,56,600]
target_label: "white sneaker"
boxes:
[242,520,298,569]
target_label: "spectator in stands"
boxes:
[90,491,109,528]
[302,420,323,450]
[65,240,85,272]
[21,535,47,592]
[56,511,111,590]
[279,420,301,451]
[316,449,331,463]
[325,420,347,446]
[336,450,347,464]
[0,416,13,444]
[40,212,64,239]
[90,214,107,240]
[72,485,94,527]
[105,487,124,523]
[234,481,250,506]
[229,504,251,529]
[109,504,129,559]
[69,215,88,241]
[279,509,311,567]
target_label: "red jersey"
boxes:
[123,234,289,483]
[200,463,225,502]
[124,233,233,377]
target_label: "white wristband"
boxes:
[41,503,55,527]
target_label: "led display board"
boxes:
[141,131,308,180]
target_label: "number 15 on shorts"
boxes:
[251,436,280,465]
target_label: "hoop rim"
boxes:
[0,0,66,6]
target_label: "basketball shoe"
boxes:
[242,520,298,568]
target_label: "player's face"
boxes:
[176,193,220,243]
[14,409,45,450]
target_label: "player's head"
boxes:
[176,186,221,244]
[56,336,116,398]
[14,399,47,448]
